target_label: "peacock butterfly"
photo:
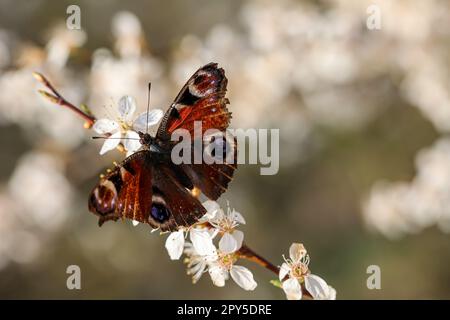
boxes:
[88,63,237,232]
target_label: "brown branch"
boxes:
[238,243,279,275]
[33,72,96,128]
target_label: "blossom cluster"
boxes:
[162,200,336,300]
[165,200,255,291]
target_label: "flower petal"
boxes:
[282,278,302,300]
[118,95,137,121]
[327,286,337,300]
[99,131,121,155]
[189,260,207,284]
[305,274,330,300]
[190,228,216,256]
[279,262,290,281]
[219,232,238,254]
[232,210,246,225]
[165,230,185,260]
[289,243,307,262]
[232,230,244,251]
[209,265,228,287]
[230,265,257,291]
[124,130,142,156]
[133,109,164,132]
[201,200,221,221]
[93,119,119,134]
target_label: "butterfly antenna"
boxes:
[92,136,139,140]
[146,82,151,134]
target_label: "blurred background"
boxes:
[0,0,450,299]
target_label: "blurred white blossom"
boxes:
[45,23,86,69]
[8,151,73,231]
[364,138,450,238]
[0,151,75,269]
[112,11,144,59]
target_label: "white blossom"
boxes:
[165,230,185,260]
[279,243,335,300]
[92,95,163,156]
[165,227,216,261]
[202,200,246,254]
[183,241,257,291]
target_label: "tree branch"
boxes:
[33,72,96,128]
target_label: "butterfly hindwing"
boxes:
[151,163,206,231]
[88,151,152,226]
[88,150,205,231]
[117,151,153,224]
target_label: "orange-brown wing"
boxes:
[88,151,205,231]
[157,62,231,140]
[116,152,153,224]
[156,63,237,200]
[88,151,152,226]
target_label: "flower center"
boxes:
[290,262,309,279]
[218,252,237,271]
[119,119,132,131]
[221,221,234,233]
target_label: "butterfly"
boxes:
[88,63,237,232]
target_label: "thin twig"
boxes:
[238,244,279,275]
[33,72,96,128]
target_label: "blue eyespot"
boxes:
[151,203,170,222]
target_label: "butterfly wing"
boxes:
[157,62,237,200]
[88,150,205,231]
[181,131,237,200]
[151,162,206,231]
[157,62,231,139]
[88,151,152,226]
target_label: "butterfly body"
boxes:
[88,63,236,232]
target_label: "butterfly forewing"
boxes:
[158,62,238,200]
[157,62,231,138]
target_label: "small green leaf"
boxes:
[270,279,282,289]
